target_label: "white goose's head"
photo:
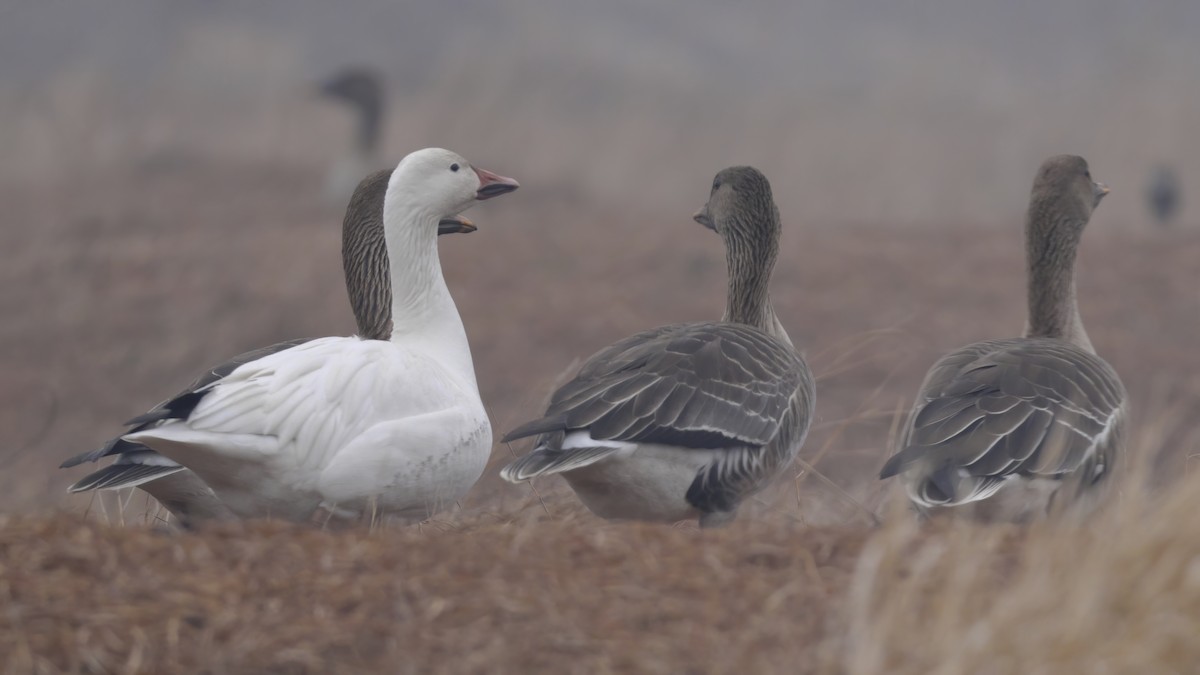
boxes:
[387,148,520,230]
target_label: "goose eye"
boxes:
[1084,170,1091,179]
[450,163,460,172]
[712,181,721,192]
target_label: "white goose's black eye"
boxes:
[712,181,721,192]
[450,163,460,172]
[1085,170,1091,179]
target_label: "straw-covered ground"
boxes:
[4,475,1200,673]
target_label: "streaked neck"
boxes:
[1024,201,1092,352]
[342,214,391,340]
[722,225,791,346]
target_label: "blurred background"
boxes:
[3,0,1199,520]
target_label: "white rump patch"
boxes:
[561,431,637,452]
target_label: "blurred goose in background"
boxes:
[879,155,1126,522]
[501,167,814,528]
[61,169,477,527]
[63,149,517,524]
[1146,164,1181,226]
[319,66,386,204]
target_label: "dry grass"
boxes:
[5,471,1200,673]
[844,477,1200,674]
[0,510,868,674]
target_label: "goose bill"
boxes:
[437,216,477,234]
[693,207,716,231]
[474,167,520,200]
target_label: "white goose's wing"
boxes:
[123,337,469,515]
[880,337,1126,506]
[501,321,814,512]
[62,338,315,475]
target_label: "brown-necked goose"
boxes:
[319,66,386,204]
[63,149,508,523]
[500,166,814,527]
[879,155,1126,521]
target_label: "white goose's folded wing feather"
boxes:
[127,337,470,471]
[61,337,316,473]
[881,337,1125,482]
[503,322,810,450]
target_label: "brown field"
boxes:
[5,3,1200,672]
[6,479,1200,673]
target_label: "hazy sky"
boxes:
[3,0,1197,224]
[6,0,1199,90]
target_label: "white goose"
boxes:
[79,148,518,522]
[60,168,477,526]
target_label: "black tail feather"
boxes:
[60,438,148,468]
[124,390,209,426]
[501,415,569,443]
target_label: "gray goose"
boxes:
[500,166,815,527]
[60,170,476,527]
[319,67,385,204]
[1146,164,1181,226]
[879,155,1126,521]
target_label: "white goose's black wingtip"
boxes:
[60,452,96,470]
[123,390,209,427]
[123,409,173,427]
[60,438,125,469]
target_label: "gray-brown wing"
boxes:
[503,322,810,450]
[881,337,1125,483]
[61,337,315,470]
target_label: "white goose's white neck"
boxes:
[383,197,478,389]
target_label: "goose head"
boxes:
[1024,155,1107,350]
[387,148,519,229]
[319,67,386,155]
[692,166,781,242]
[1031,155,1109,227]
[692,165,787,338]
[319,67,384,115]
